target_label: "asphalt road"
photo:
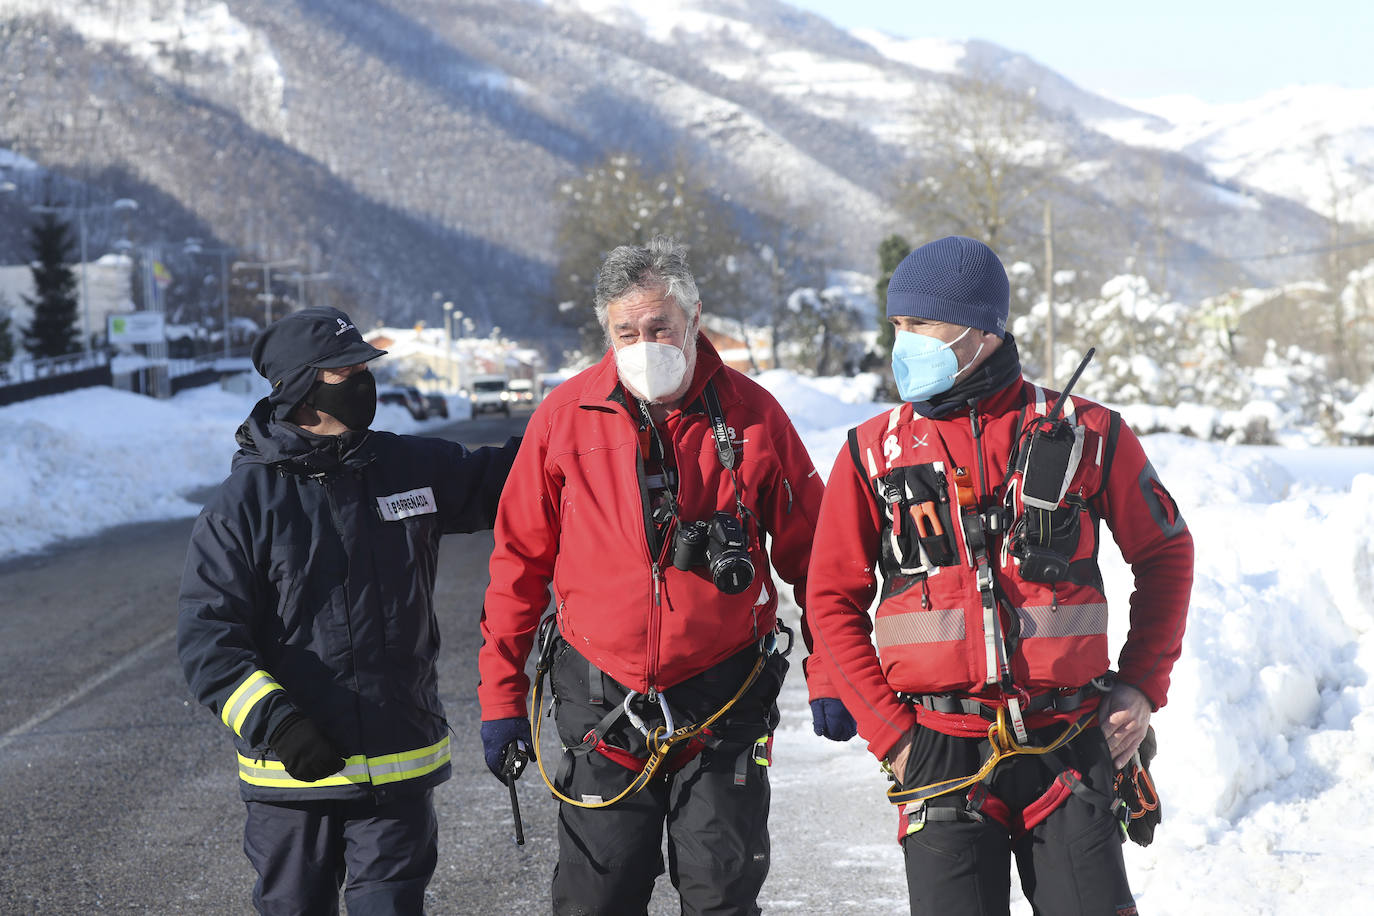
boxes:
[0,409,568,914]
[0,405,909,915]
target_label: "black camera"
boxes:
[672,511,755,595]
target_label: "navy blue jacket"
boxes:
[178,398,515,802]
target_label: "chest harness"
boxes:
[527,381,787,809]
[883,350,1134,839]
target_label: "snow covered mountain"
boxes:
[1090,86,1374,226]
[0,0,1358,338]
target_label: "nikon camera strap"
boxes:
[702,382,749,521]
[702,381,735,471]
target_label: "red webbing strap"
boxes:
[585,728,714,774]
[967,783,1013,830]
[1017,767,1080,837]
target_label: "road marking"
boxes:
[0,627,176,751]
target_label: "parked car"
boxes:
[468,375,511,416]
[424,393,449,419]
[377,384,429,420]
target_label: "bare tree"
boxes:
[552,151,748,352]
[898,72,1068,260]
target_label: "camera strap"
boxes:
[701,382,735,471]
[702,381,749,522]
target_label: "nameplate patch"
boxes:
[376,486,437,521]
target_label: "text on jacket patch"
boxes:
[376,486,437,521]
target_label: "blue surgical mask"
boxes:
[891,327,983,401]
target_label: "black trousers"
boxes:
[899,724,1135,916]
[547,640,787,916]
[242,790,438,916]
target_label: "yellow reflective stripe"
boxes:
[220,670,284,737]
[237,754,370,788]
[235,736,451,790]
[369,737,451,785]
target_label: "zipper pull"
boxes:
[652,561,662,607]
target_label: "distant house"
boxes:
[700,316,773,373]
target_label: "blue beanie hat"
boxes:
[886,236,1009,338]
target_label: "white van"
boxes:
[507,378,536,406]
[468,375,511,416]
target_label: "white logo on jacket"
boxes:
[883,434,901,465]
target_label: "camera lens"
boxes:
[705,513,754,595]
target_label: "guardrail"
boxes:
[0,352,113,406]
[0,345,257,405]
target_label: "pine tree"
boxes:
[0,294,15,367]
[22,212,81,358]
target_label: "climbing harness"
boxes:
[886,704,1096,811]
[527,615,787,810]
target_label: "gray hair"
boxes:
[593,236,700,331]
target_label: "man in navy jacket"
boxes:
[178,306,515,915]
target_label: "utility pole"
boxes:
[184,239,237,358]
[1043,200,1055,389]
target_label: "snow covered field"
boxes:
[3,374,1372,913]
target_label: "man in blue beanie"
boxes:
[178,306,519,914]
[806,236,1194,915]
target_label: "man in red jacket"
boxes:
[807,236,1193,916]
[477,236,854,915]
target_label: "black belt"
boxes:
[900,684,1096,719]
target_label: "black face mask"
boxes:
[305,369,377,431]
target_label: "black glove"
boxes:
[481,717,533,783]
[269,713,346,782]
[1117,725,1162,846]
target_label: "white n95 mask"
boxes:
[615,340,688,402]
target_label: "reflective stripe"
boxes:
[875,609,965,648]
[1017,603,1108,639]
[369,738,452,785]
[220,670,283,737]
[238,754,371,788]
[236,735,451,790]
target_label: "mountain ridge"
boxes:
[0,0,1360,346]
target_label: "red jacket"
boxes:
[806,375,1193,761]
[479,336,832,721]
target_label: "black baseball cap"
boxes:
[251,306,387,418]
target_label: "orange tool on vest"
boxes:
[909,501,944,537]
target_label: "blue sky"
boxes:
[787,1,1373,103]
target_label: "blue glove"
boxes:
[481,717,533,781]
[810,698,858,742]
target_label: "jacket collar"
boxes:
[233,397,376,475]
